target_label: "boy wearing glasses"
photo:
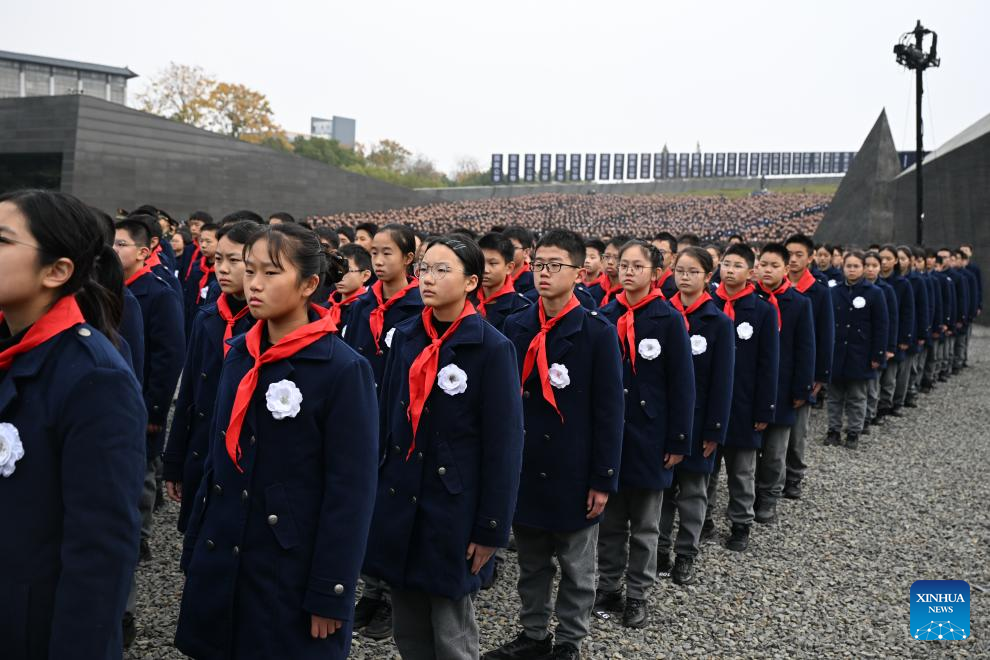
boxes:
[489,229,623,660]
[330,243,372,335]
[595,236,630,306]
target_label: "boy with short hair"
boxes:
[583,238,608,297]
[183,222,221,334]
[650,231,679,298]
[502,226,536,294]
[596,236,629,306]
[477,232,531,332]
[331,243,373,334]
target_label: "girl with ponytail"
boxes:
[175,222,378,660]
[0,189,147,659]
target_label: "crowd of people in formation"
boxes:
[310,191,831,245]
[0,189,982,660]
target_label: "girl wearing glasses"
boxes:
[364,235,524,658]
[0,190,146,659]
[658,246,735,587]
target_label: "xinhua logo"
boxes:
[910,580,970,641]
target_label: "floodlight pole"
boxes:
[913,22,925,246]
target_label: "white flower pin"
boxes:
[827,279,837,288]
[200,286,210,300]
[384,327,396,348]
[0,423,25,478]
[852,296,866,309]
[437,364,468,396]
[548,363,570,389]
[690,334,708,355]
[638,338,662,360]
[736,322,754,340]
[266,379,303,420]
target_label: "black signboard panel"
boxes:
[524,154,536,182]
[492,154,503,183]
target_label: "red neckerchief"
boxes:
[654,268,674,291]
[520,294,581,421]
[615,290,664,373]
[600,281,624,307]
[586,271,609,289]
[0,295,86,371]
[758,279,790,330]
[328,286,367,328]
[715,282,756,322]
[477,277,515,318]
[146,246,162,269]
[216,294,251,357]
[510,262,531,284]
[793,268,817,294]
[197,255,214,303]
[406,301,477,456]
[185,242,201,280]
[125,265,153,287]
[368,278,419,353]
[670,290,713,332]
[225,305,337,471]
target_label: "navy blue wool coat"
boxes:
[343,285,423,385]
[906,271,930,354]
[480,290,532,333]
[503,303,624,532]
[176,328,378,660]
[600,296,696,488]
[882,272,915,361]
[755,286,815,428]
[830,279,889,381]
[363,313,524,600]
[1,324,146,660]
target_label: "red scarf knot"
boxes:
[216,294,251,357]
[670,291,713,332]
[328,287,367,328]
[758,279,790,330]
[615,290,664,373]
[368,279,419,354]
[520,294,581,421]
[477,278,515,318]
[715,283,756,322]
[793,269,817,294]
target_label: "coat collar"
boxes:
[398,312,487,365]
[0,332,62,416]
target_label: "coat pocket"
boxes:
[435,440,464,495]
[264,483,302,550]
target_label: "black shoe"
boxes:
[122,613,136,649]
[139,538,152,563]
[952,367,961,375]
[888,407,904,417]
[361,600,392,640]
[656,551,673,577]
[870,415,884,426]
[860,425,871,436]
[593,588,624,613]
[551,642,580,660]
[825,430,841,446]
[783,479,802,499]
[904,398,918,408]
[700,518,716,542]
[484,632,554,659]
[726,523,750,551]
[671,555,696,585]
[754,501,776,524]
[937,373,949,382]
[353,594,383,629]
[845,433,859,450]
[920,381,933,394]
[622,597,648,628]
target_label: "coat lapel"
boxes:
[0,338,58,417]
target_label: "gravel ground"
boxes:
[128,333,990,659]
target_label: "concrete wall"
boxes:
[415,176,841,203]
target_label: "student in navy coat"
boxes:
[863,252,897,428]
[489,229,624,660]
[954,250,978,370]
[657,247,733,586]
[0,190,146,660]
[825,252,889,449]
[364,236,524,659]
[477,232,532,332]
[650,231,680,299]
[900,246,930,407]
[176,223,378,660]
[595,236,630,306]
[878,245,915,416]
[920,249,944,393]
[782,234,834,499]
[164,221,257,532]
[595,240,694,625]
[502,226,536,295]
[325,243,371,333]
[753,243,815,525]
[704,243,779,552]
[582,237,608,302]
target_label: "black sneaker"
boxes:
[754,501,776,524]
[622,597,648,629]
[671,555,696,585]
[122,613,136,649]
[483,632,554,659]
[353,594,382,629]
[656,552,673,577]
[870,415,884,426]
[937,373,949,382]
[888,406,904,417]
[725,523,750,551]
[860,425,871,436]
[783,479,802,499]
[361,600,392,640]
[824,430,841,446]
[700,518,716,542]
[593,588,624,613]
[551,642,580,660]
[920,381,933,394]
[845,433,859,450]
[139,538,152,563]
[904,398,918,408]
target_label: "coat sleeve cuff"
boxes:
[665,431,693,456]
[588,465,619,493]
[471,516,509,548]
[303,577,357,621]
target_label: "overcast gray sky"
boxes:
[7,0,987,173]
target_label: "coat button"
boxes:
[539,472,547,479]
[198,412,205,419]
[399,401,405,407]
[249,435,256,446]
[543,434,550,441]
[77,327,92,337]
[489,520,497,528]
[623,388,628,395]
[213,484,223,495]
[769,404,775,410]
[232,546,240,556]
[438,467,447,476]
[394,445,401,453]
[715,423,721,429]
[416,452,423,461]
[241,490,249,501]
[201,372,208,380]
[411,496,418,504]
[192,451,200,459]
[607,468,614,476]
[205,539,215,550]
[640,400,647,407]
[424,406,430,414]
[523,391,530,399]
[388,488,396,496]
[334,584,345,595]
[678,434,685,440]
[267,514,278,525]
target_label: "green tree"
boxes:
[293,137,363,168]
[136,63,215,126]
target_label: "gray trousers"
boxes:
[597,488,662,599]
[954,329,969,368]
[879,362,898,410]
[391,588,479,660]
[826,380,869,434]
[139,456,160,542]
[893,356,912,407]
[705,446,757,525]
[362,574,389,601]
[515,523,598,648]
[907,351,925,399]
[756,424,791,504]
[923,342,938,384]
[658,471,709,558]
[786,402,812,483]
[943,336,955,376]
[867,377,881,420]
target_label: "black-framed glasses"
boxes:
[532,261,580,274]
